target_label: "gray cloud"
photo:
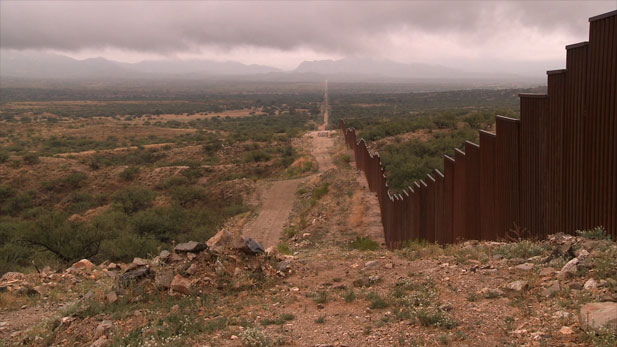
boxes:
[0,0,614,71]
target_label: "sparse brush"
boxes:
[577,226,610,240]
[350,236,379,251]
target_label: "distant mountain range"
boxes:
[0,50,545,84]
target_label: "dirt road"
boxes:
[242,82,334,248]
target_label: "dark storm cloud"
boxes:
[1,1,614,54]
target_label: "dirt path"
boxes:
[242,82,335,249]
[241,178,305,249]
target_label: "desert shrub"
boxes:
[0,185,16,202]
[112,186,156,215]
[180,167,204,182]
[311,182,330,200]
[22,152,40,165]
[119,166,140,181]
[0,151,9,163]
[157,177,189,190]
[240,327,272,347]
[494,240,546,259]
[1,191,35,216]
[350,236,379,251]
[42,172,88,192]
[243,150,271,163]
[168,185,205,207]
[19,211,104,263]
[202,138,222,155]
[576,226,610,240]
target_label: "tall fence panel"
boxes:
[479,131,497,240]
[520,94,548,239]
[433,170,445,244]
[443,157,455,244]
[453,149,467,241]
[464,142,481,240]
[546,70,566,236]
[495,116,520,239]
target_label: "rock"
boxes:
[584,278,598,290]
[155,269,174,290]
[579,302,617,331]
[576,249,590,258]
[118,267,151,288]
[558,258,579,278]
[61,316,74,325]
[514,263,534,271]
[71,259,95,271]
[353,278,370,288]
[277,260,293,273]
[95,320,113,338]
[384,263,394,269]
[233,267,242,277]
[539,267,556,277]
[170,274,192,295]
[159,250,171,260]
[186,252,197,261]
[186,263,199,276]
[174,241,207,253]
[506,280,527,292]
[106,263,120,271]
[559,326,574,335]
[106,291,118,303]
[90,336,108,347]
[265,246,279,257]
[207,230,245,251]
[368,275,381,284]
[364,260,379,269]
[244,238,264,254]
[480,288,504,298]
[1,272,25,282]
[541,281,561,297]
[132,258,148,266]
[215,260,226,276]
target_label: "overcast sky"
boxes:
[1,1,615,72]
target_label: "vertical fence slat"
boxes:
[479,131,497,240]
[495,116,521,239]
[464,142,481,240]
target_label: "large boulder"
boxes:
[174,241,207,253]
[118,267,152,288]
[170,274,193,295]
[155,269,174,290]
[579,302,617,331]
[207,230,245,251]
[71,259,95,271]
[244,238,264,254]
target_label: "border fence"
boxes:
[340,11,617,248]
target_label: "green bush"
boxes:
[42,172,88,192]
[0,151,9,163]
[311,182,330,201]
[350,236,379,251]
[243,150,271,163]
[22,152,40,165]
[19,211,105,263]
[168,185,205,207]
[119,166,140,181]
[112,186,156,215]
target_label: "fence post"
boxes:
[433,170,445,244]
[464,142,481,240]
[443,156,455,244]
[495,116,521,239]
[453,149,467,241]
[479,131,497,240]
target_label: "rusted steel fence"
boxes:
[340,11,617,248]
